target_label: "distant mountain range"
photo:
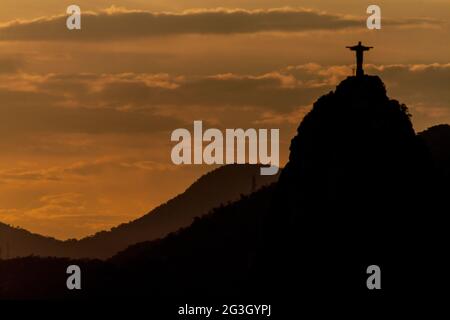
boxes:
[0,164,279,259]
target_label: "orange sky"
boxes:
[0,0,449,239]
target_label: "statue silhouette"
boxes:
[347,41,373,77]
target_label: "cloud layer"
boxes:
[0,7,439,41]
[1,63,450,139]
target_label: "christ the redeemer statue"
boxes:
[346,41,373,77]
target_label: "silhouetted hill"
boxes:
[261,75,446,297]
[0,223,62,259]
[0,164,278,259]
[108,185,276,297]
[0,75,448,304]
[419,124,450,177]
[0,184,276,299]
[418,124,450,209]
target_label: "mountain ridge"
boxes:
[0,75,449,301]
[0,164,279,259]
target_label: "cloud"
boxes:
[120,160,177,172]
[92,72,328,111]
[365,63,450,105]
[0,88,184,136]
[0,7,440,41]
[1,63,449,141]
[0,56,23,73]
[0,71,332,138]
[367,63,450,129]
[284,62,450,129]
[0,156,179,183]
[0,168,58,182]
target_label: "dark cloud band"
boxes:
[0,8,437,41]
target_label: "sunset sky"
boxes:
[0,0,449,239]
